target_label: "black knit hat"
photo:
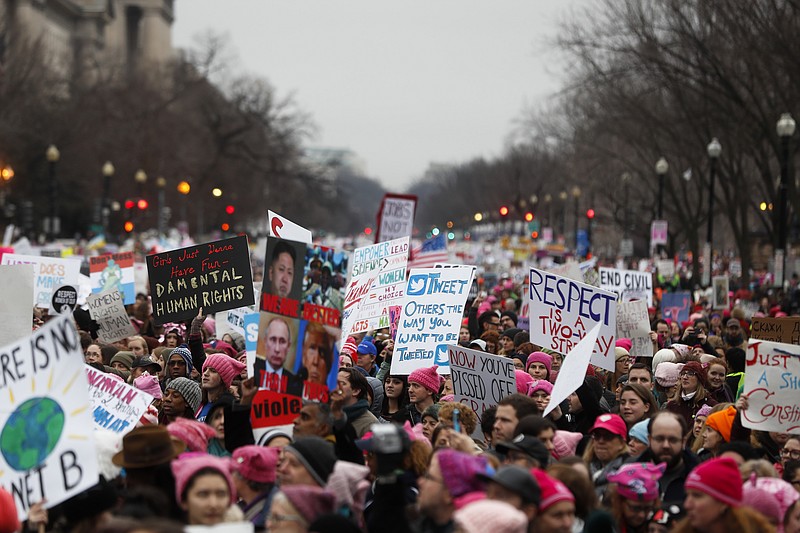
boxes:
[284,436,336,486]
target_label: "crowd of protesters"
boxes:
[2,266,800,533]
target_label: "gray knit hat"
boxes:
[166,377,201,413]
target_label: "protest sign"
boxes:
[375,193,417,243]
[341,237,409,340]
[741,339,800,434]
[0,264,34,346]
[598,267,653,307]
[547,261,583,282]
[215,306,252,339]
[712,276,730,309]
[0,253,80,309]
[87,290,136,343]
[616,300,652,359]
[651,220,668,245]
[85,365,153,434]
[268,210,312,244]
[750,317,800,344]
[89,251,135,305]
[0,315,98,521]
[147,235,255,324]
[660,291,692,325]
[243,312,259,378]
[528,267,617,371]
[656,260,675,278]
[449,346,515,422]
[51,285,78,315]
[545,323,601,416]
[390,266,475,375]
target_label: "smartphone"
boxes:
[452,408,461,433]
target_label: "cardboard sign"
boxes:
[51,285,78,315]
[712,276,730,309]
[390,266,475,375]
[147,235,255,325]
[375,193,417,243]
[341,237,409,340]
[0,315,99,521]
[616,300,652,359]
[449,346,515,421]
[598,267,653,307]
[741,339,800,434]
[85,365,154,434]
[89,252,135,305]
[528,267,617,371]
[0,253,81,309]
[250,390,304,429]
[660,291,692,325]
[651,220,668,245]
[547,261,583,282]
[750,317,800,345]
[86,290,136,343]
[268,210,312,244]
[0,264,34,346]
[215,306,252,340]
[545,323,602,416]
[656,260,675,278]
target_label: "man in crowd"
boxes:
[355,338,378,377]
[335,367,378,438]
[628,362,654,390]
[407,365,440,425]
[493,394,540,444]
[268,240,297,299]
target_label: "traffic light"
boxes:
[531,231,539,239]
[524,212,534,222]
[586,208,595,219]
[124,200,135,210]
[221,223,230,232]
[364,227,372,235]
[137,199,148,210]
[177,181,191,195]
[499,206,509,216]
[225,205,235,215]
[124,221,134,232]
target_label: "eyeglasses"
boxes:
[780,448,800,460]
[625,501,655,514]
[591,431,619,442]
[680,371,697,377]
[651,435,682,445]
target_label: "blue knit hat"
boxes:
[168,345,193,375]
[629,420,649,445]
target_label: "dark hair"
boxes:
[693,317,710,330]
[652,319,668,330]
[547,463,597,519]
[339,367,369,401]
[498,393,540,420]
[725,348,746,373]
[648,410,689,437]
[620,383,658,419]
[481,405,497,437]
[478,311,498,328]
[381,374,409,417]
[718,440,759,462]
[782,460,800,483]
[271,240,297,265]
[513,330,530,347]
[629,362,653,378]
[514,414,556,438]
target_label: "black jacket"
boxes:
[627,448,700,504]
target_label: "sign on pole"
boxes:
[598,267,653,306]
[528,267,617,371]
[749,317,800,344]
[712,276,730,310]
[85,365,154,434]
[651,220,668,246]
[0,253,81,309]
[89,252,136,305]
[660,291,692,325]
[375,193,417,243]
[616,300,652,359]
[449,346,515,421]
[741,339,800,434]
[701,242,712,287]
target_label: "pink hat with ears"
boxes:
[171,454,235,505]
[552,430,583,459]
[515,370,534,394]
[615,338,633,352]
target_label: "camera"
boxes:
[370,424,407,454]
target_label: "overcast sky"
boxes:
[172,1,580,190]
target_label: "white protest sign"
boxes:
[0,264,34,346]
[656,260,675,278]
[547,261,583,282]
[390,266,474,375]
[0,253,81,309]
[616,300,652,359]
[449,345,515,421]
[87,290,136,343]
[598,267,653,307]
[376,194,416,243]
[528,267,617,371]
[0,315,99,521]
[544,322,602,416]
[741,339,800,434]
[267,210,312,244]
[215,306,252,339]
[341,237,409,341]
[712,276,730,310]
[243,312,259,378]
[85,365,154,434]
[186,522,255,533]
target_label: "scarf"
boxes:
[344,399,370,421]
[681,390,697,401]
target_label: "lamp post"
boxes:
[101,161,114,235]
[156,176,167,237]
[572,186,582,250]
[776,113,796,287]
[704,138,722,287]
[177,180,190,233]
[558,190,568,239]
[655,157,669,220]
[134,169,147,230]
[46,144,60,241]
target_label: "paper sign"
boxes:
[186,521,255,532]
[528,267,617,371]
[215,306,252,339]
[651,220,668,245]
[390,266,475,375]
[547,261,583,282]
[450,346,515,421]
[147,235,255,325]
[375,193,417,243]
[85,365,154,434]
[616,300,652,359]
[741,339,800,434]
[750,317,800,344]
[51,285,78,315]
[656,260,675,278]
[660,291,692,325]
[0,316,99,520]
[243,312,259,378]
[712,276,729,309]
[0,253,81,309]
[544,323,602,416]
[598,267,653,307]
[89,252,135,305]
[268,210,312,244]
[0,264,34,346]
[87,290,136,343]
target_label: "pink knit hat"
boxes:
[531,469,575,511]
[171,454,235,504]
[280,486,336,524]
[654,362,684,388]
[685,457,742,507]
[202,353,246,388]
[527,379,553,397]
[232,445,280,484]
[409,365,440,393]
[615,338,633,352]
[167,418,218,452]
[607,462,666,501]
[454,499,528,533]
[741,474,800,533]
[437,449,490,498]
[515,370,534,394]
[133,371,162,400]
[552,430,582,459]
[526,352,552,375]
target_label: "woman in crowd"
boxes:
[172,455,238,526]
[526,352,552,381]
[689,404,713,451]
[267,486,335,533]
[582,414,630,495]
[479,330,500,354]
[666,361,717,428]
[618,384,658,429]
[706,357,735,404]
[380,374,410,423]
[697,404,735,460]
[606,462,665,533]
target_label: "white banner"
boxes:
[616,300,652,359]
[450,346,515,422]
[656,260,675,278]
[741,339,800,434]
[598,267,653,307]
[0,253,81,309]
[85,365,154,434]
[376,194,416,243]
[545,323,602,416]
[267,210,313,244]
[0,264,34,346]
[528,267,617,371]
[87,290,136,343]
[390,266,474,375]
[0,315,99,520]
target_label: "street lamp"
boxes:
[776,112,796,287]
[558,190,568,238]
[101,161,114,234]
[46,144,60,241]
[572,186,582,250]
[156,176,167,236]
[655,157,669,220]
[705,138,722,287]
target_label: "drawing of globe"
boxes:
[0,397,64,471]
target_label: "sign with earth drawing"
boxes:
[0,315,99,521]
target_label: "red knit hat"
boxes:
[203,353,246,388]
[409,365,440,393]
[531,469,574,511]
[681,361,708,388]
[615,338,633,352]
[171,454,235,505]
[685,457,743,507]
[0,486,20,533]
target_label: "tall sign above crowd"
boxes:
[375,193,417,243]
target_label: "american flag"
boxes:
[407,233,449,269]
